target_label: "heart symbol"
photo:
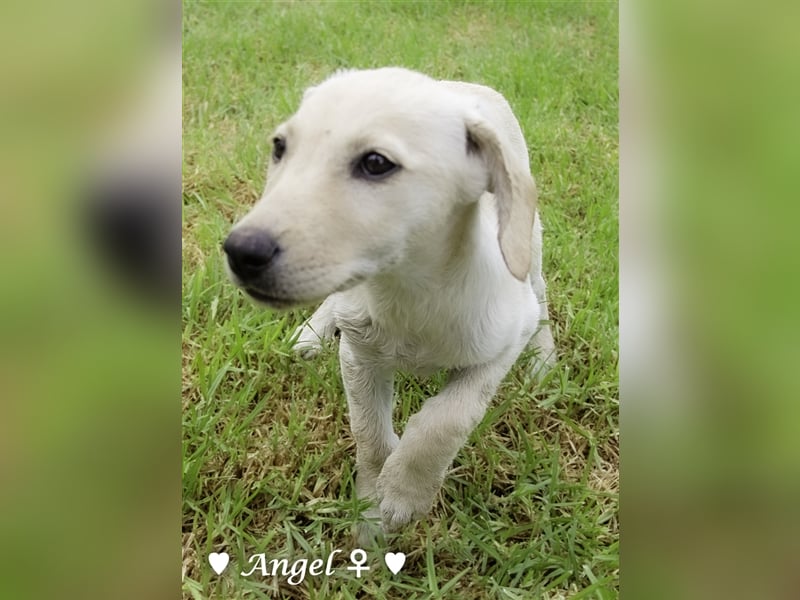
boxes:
[208,552,230,575]
[384,551,406,574]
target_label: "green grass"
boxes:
[182,2,618,598]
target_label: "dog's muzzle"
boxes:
[223,227,280,280]
[222,227,288,302]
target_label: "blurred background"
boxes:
[0,0,798,598]
[622,1,800,598]
[0,1,179,599]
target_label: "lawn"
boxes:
[182,2,618,598]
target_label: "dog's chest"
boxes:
[336,277,538,371]
[344,301,512,372]
[382,327,480,372]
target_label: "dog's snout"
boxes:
[223,228,281,281]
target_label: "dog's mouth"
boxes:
[242,271,370,310]
[244,288,300,309]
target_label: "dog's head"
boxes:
[224,67,537,308]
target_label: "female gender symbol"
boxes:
[346,548,370,578]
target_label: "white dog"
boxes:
[224,67,555,533]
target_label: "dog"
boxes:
[224,67,555,534]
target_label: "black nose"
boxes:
[223,228,280,281]
[83,169,179,307]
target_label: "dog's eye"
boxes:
[358,152,398,179]
[272,137,286,162]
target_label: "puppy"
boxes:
[224,67,555,533]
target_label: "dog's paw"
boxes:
[529,349,556,380]
[376,476,435,532]
[528,326,557,379]
[352,506,384,548]
[291,323,324,359]
[378,492,432,532]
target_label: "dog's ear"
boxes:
[465,114,537,281]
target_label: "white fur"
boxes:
[228,67,555,534]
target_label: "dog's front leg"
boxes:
[292,294,339,358]
[339,335,399,510]
[376,351,520,532]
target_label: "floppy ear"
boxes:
[465,114,538,281]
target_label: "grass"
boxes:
[182,2,618,598]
